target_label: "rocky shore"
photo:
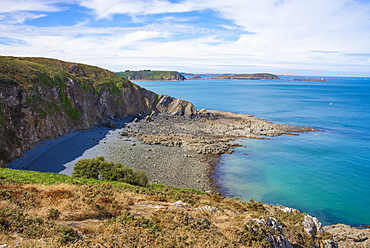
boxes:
[100,109,316,192]
[122,109,315,155]
[110,110,370,247]
[324,224,370,248]
[6,108,369,247]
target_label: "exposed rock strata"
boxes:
[0,56,196,163]
[120,109,316,155]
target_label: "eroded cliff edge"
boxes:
[0,56,195,163]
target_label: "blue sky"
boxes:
[1,0,370,76]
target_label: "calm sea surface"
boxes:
[134,77,370,226]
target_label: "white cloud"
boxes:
[0,12,46,24]
[0,0,370,76]
[0,0,62,13]
[77,0,205,19]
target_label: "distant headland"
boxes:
[116,70,185,81]
[210,73,279,80]
[186,73,327,82]
[116,71,327,82]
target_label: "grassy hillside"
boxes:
[0,168,333,247]
[117,70,185,81]
[0,56,133,89]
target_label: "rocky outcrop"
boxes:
[0,56,195,163]
[156,95,197,117]
[324,224,370,248]
[303,214,324,239]
[120,109,316,155]
[251,217,294,248]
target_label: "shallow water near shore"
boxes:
[135,77,370,226]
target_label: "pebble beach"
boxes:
[8,124,217,192]
[8,109,313,193]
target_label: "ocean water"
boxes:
[134,77,370,226]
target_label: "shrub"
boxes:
[47,208,61,220]
[72,157,148,187]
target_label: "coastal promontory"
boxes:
[0,56,194,163]
[1,56,366,247]
[211,73,280,80]
[116,70,186,81]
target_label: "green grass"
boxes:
[0,168,205,196]
[59,89,81,120]
[0,167,209,207]
[117,70,185,80]
[0,56,131,89]
[80,82,90,93]
[154,94,165,104]
[0,98,4,125]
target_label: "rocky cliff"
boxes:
[0,56,195,163]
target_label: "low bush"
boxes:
[72,157,148,187]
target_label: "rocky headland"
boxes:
[0,56,194,164]
[208,73,327,82]
[211,73,280,80]
[116,70,185,81]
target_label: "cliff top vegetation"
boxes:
[0,56,132,89]
[0,166,334,247]
[116,70,185,81]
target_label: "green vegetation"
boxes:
[0,167,332,247]
[25,90,41,106]
[154,94,165,104]
[0,98,4,125]
[0,208,78,244]
[72,156,148,187]
[117,70,185,81]
[59,89,81,120]
[0,56,135,125]
[108,210,162,232]
[80,82,90,92]
[212,73,280,80]
[0,56,132,90]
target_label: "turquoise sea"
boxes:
[134,77,370,226]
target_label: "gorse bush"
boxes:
[72,157,148,187]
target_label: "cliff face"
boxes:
[0,56,195,163]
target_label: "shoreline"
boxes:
[7,109,370,244]
[8,109,314,193]
[7,122,218,192]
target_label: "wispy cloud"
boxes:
[0,12,47,24]
[0,0,369,76]
[77,0,205,19]
[0,0,62,13]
